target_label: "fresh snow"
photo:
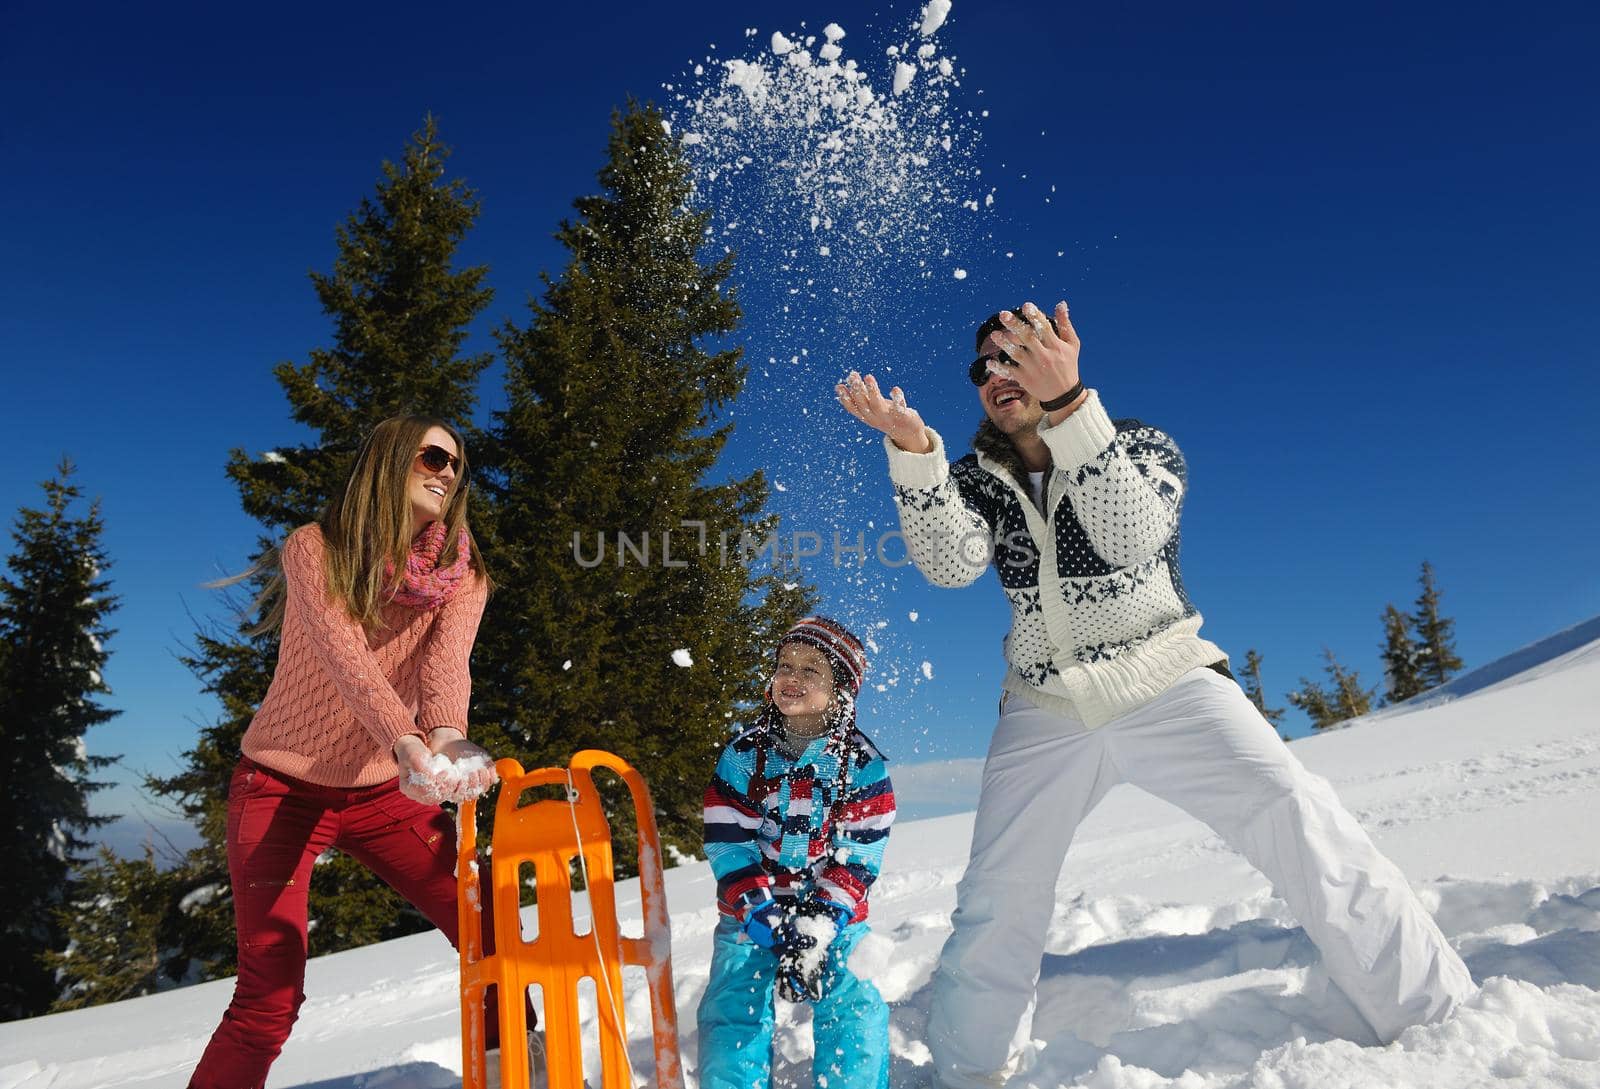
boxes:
[666,2,984,292]
[893,61,917,96]
[919,0,953,37]
[406,752,494,806]
[5,621,1600,1087]
[672,648,695,668]
[793,915,839,983]
[660,2,990,714]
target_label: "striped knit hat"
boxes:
[777,616,868,695]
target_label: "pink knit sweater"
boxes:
[241,524,490,787]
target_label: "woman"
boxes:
[190,416,500,1089]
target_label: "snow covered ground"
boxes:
[5,619,1600,1088]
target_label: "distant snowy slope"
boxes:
[1359,612,1600,722]
[883,757,983,821]
[4,620,1599,1089]
[897,615,1600,822]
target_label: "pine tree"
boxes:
[0,460,119,1018]
[477,100,813,862]
[45,847,172,1011]
[146,115,495,982]
[1380,603,1425,705]
[1240,649,1287,738]
[1287,648,1377,730]
[1411,561,1464,691]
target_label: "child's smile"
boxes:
[772,642,834,726]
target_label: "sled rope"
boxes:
[566,769,640,1089]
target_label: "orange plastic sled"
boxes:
[456,750,683,1089]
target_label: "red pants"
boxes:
[190,758,504,1089]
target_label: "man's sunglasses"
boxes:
[968,350,1018,386]
[416,445,462,474]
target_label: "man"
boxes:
[835,301,1474,1089]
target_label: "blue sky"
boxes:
[4,2,1598,845]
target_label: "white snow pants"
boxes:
[926,667,1475,1088]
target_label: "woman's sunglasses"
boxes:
[968,350,1018,386]
[416,445,462,474]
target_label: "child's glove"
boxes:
[775,899,845,1003]
[776,948,826,1003]
[739,896,788,950]
[811,897,854,932]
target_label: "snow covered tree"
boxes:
[147,115,494,979]
[45,846,172,1011]
[1380,603,1425,705]
[1240,649,1287,738]
[1287,649,1377,731]
[0,461,119,1018]
[1411,561,1464,691]
[476,100,812,860]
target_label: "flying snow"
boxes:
[665,1,985,290]
[661,2,994,756]
[918,0,953,36]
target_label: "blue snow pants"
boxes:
[696,916,890,1089]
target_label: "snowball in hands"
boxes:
[791,912,838,979]
[408,751,495,805]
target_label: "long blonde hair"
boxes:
[243,415,489,633]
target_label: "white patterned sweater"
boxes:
[884,390,1227,728]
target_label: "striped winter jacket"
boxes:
[702,721,896,925]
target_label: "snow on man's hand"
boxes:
[836,369,932,454]
[991,301,1082,407]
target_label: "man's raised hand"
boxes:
[988,301,1083,408]
[835,370,932,454]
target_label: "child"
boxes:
[698,617,897,1089]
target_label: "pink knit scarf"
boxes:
[386,522,472,609]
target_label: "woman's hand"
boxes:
[836,371,933,454]
[427,727,499,800]
[393,730,498,805]
[394,734,444,805]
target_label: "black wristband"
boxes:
[1040,381,1085,412]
